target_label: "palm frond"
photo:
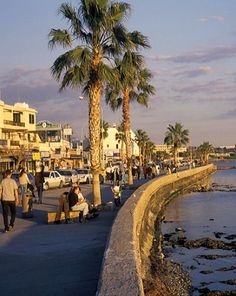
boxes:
[48,29,72,49]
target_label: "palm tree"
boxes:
[198,142,213,164]
[135,129,149,165]
[115,123,125,162]
[48,1,131,206]
[164,122,189,165]
[100,120,109,140]
[106,48,155,185]
[145,140,156,162]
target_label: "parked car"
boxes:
[75,168,105,184]
[43,171,64,190]
[56,169,78,186]
[75,168,92,184]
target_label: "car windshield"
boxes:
[77,170,88,174]
[57,170,71,176]
[43,172,50,178]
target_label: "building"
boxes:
[36,120,73,169]
[0,100,75,172]
[0,100,38,172]
[103,124,139,163]
[155,144,187,154]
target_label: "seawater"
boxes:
[161,162,236,295]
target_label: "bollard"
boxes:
[22,192,33,218]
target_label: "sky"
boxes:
[0,0,236,146]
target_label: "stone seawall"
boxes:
[97,164,216,296]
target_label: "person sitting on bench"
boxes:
[68,185,89,223]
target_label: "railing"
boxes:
[10,140,20,146]
[3,120,25,127]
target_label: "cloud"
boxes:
[149,45,236,63]
[198,16,224,23]
[173,66,213,78]
[0,66,80,105]
[216,108,236,120]
[172,79,234,95]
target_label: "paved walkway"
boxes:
[0,179,146,296]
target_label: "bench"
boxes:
[47,210,81,224]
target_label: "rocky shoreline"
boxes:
[144,209,236,296]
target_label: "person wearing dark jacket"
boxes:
[35,165,44,204]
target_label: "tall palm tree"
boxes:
[164,122,189,165]
[198,142,213,164]
[106,47,155,185]
[135,129,149,165]
[48,1,131,206]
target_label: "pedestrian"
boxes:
[151,163,157,178]
[143,163,147,179]
[0,169,19,233]
[68,185,89,223]
[35,164,45,204]
[111,180,122,207]
[19,168,31,203]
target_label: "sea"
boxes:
[161,161,236,295]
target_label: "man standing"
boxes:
[35,164,45,204]
[0,170,19,233]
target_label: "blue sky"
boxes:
[0,0,236,146]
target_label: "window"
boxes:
[107,144,109,148]
[13,112,21,123]
[116,144,119,149]
[29,114,35,124]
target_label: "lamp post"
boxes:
[101,107,105,170]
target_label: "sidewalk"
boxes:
[0,179,146,296]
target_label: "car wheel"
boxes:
[44,183,49,191]
[59,181,63,188]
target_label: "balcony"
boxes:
[10,140,20,146]
[3,120,25,127]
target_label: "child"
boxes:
[111,181,121,207]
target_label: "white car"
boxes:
[43,171,64,190]
[75,168,92,184]
[56,169,78,186]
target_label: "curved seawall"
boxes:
[97,164,216,296]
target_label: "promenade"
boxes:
[0,179,146,296]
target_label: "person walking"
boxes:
[35,164,45,204]
[19,168,31,203]
[0,170,19,233]
[111,181,122,207]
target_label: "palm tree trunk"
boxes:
[139,146,142,166]
[121,140,124,162]
[123,88,133,185]
[89,84,101,206]
[174,145,177,166]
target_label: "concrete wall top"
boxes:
[97,164,216,296]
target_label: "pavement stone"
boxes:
[0,179,147,296]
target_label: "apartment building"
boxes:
[0,100,38,171]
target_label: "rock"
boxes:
[175,227,186,232]
[214,232,225,239]
[224,234,236,241]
